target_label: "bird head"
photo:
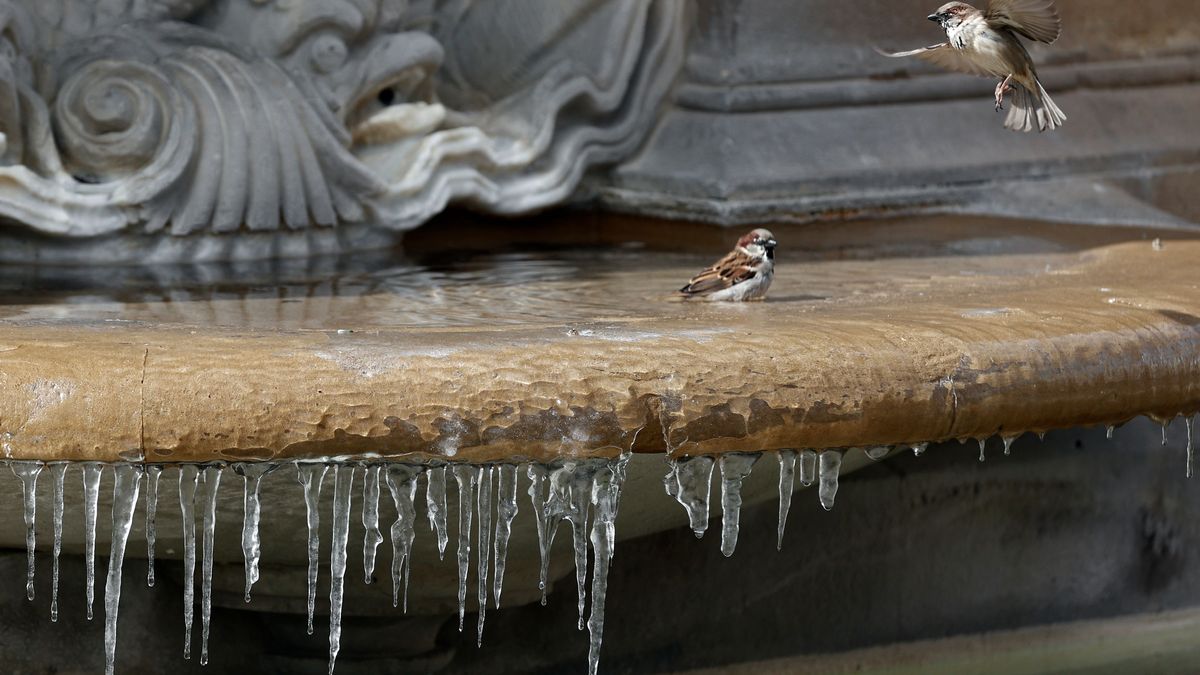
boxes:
[737,228,778,259]
[928,2,977,28]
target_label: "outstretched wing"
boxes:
[876,44,998,78]
[678,250,760,297]
[986,0,1062,43]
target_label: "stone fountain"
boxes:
[1,1,1199,673]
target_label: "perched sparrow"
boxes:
[879,0,1066,132]
[677,229,777,301]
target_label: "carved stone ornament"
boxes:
[0,1,687,261]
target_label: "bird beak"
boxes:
[765,239,777,248]
[927,12,942,22]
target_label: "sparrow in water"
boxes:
[677,229,777,301]
[879,0,1066,132]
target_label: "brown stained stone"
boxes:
[0,335,143,461]
[0,239,1198,463]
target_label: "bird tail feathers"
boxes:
[1005,79,1066,133]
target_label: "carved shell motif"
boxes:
[0,0,687,256]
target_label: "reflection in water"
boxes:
[0,237,1081,330]
[0,247,692,329]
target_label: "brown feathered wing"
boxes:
[875,44,1000,77]
[678,250,761,297]
[986,0,1062,43]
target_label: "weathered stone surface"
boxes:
[4,1,1199,258]
[0,0,685,258]
[0,232,1197,463]
[601,0,1200,227]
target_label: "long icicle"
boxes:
[104,464,143,675]
[776,450,797,551]
[328,465,355,675]
[587,455,630,675]
[145,465,162,587]
[527,465,552,605]
[493,464,519,608]
[50,462,67,621]
[718,453,758,557]
[235,463,276,602]
[297,463,329,635]
[83,462,104,621]
[384,465,422,612]
[476,466,494,647]
[199,465,223,666]
[547,462,594,631]
[426,466,449,560]
[452,465,477,632]
[12,461,43,601]
[362,464,383,584]
[179,465,200,659]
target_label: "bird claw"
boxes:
[994,77,1012,113]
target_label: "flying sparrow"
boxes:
[879,0,1066,132]
[677,229,777,301]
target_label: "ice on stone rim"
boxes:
[297,464,329,636]
[718,453,758,557]
[663,455,715,538]
[361,465,384,584]
[818,451,843,511]
[178,465,199,658]
[776,450,797,551]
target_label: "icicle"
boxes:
[383,464,422,611]
[1185,415,1195,478]
[328,465,354,675]
[199,465,222,666]
[426,466,449,560]
[776,450,797,551]
[452,465,477,631]
[587,454,630,675]
[145,465,162,587]
[1106,425,1115,440]
[178,465,199,659]
[50,462,66,622]
[1163,420,1170,446]
[719,453,758,558]
[977,438,987,462]
[911,442,928,457]
[1002,435,1017,456]
[83,462,104,621]
[527,464,552,605]
[818,451,843,511]
[493,464,519,608]
[297,463,329,636]
[234,463,276,602]
[12,461,42,601]
[799,449,817,486]
[476,466,494,646]
[361,464,383,584]
[1037,431,1046,441]
[663,455,715,538]
[547,461,598,630]
[865,446,890,461]
[104,464,143,675]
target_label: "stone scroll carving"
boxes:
[0,1,687,260]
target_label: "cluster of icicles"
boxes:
[6,418,1194,674]
[4,458,630,675]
